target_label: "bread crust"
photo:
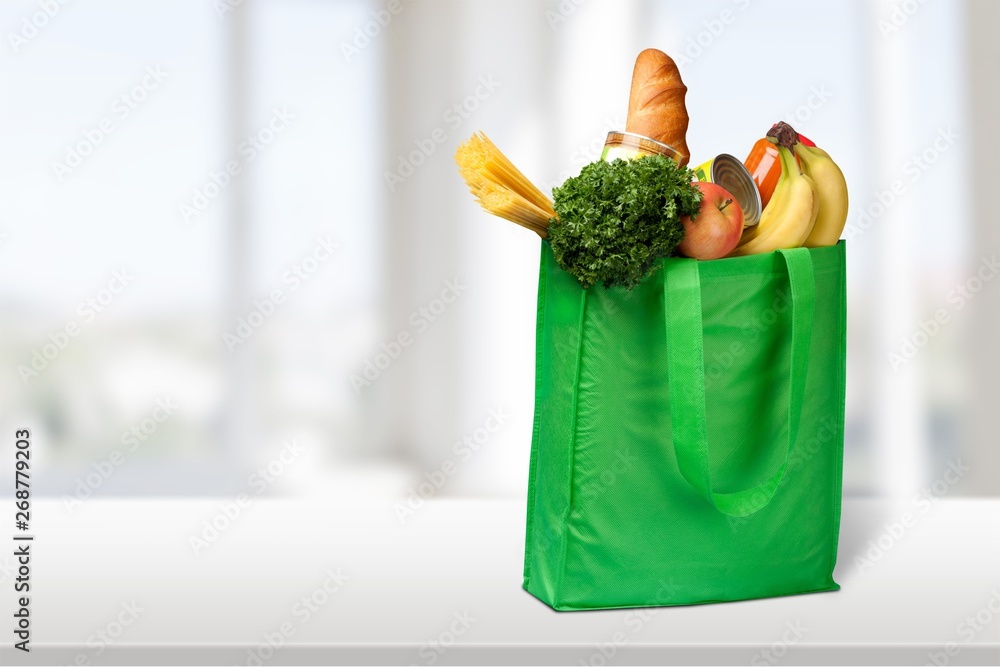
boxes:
[625,49,690,165]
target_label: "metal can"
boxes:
[600,131,685,164]
[693,154,762,228]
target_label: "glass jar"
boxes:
[600,131,684,164]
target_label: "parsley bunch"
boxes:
[547,155,702,289]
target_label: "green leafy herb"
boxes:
[547,155,702,289]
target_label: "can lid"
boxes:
[711,154,762,227]
[605,131,684,163]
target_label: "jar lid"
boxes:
[604,131,684,163]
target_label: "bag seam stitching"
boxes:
[555,287,587,606]
[830,243,847,581]
[522,242,549,587]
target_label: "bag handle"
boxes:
[663,248,815,517]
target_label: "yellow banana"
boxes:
[737,147,793,247]
[795,144,848,247]
[730,146,818,256]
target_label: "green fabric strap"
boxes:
[664,249,815,517]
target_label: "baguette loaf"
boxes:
[625,49,690,166]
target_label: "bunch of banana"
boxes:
[795,142,849,247]
[729,144,818,256]
[730,122,848,256]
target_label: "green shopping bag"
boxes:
[523,241,846,610]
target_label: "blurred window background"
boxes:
[1,0,997,501]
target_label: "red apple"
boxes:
[678,182,744,260]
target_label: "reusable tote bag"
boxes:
[523,241,846,610]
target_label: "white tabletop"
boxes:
[2,496,998,665]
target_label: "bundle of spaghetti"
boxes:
[479,185,550,237]
[455,132,555,237]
